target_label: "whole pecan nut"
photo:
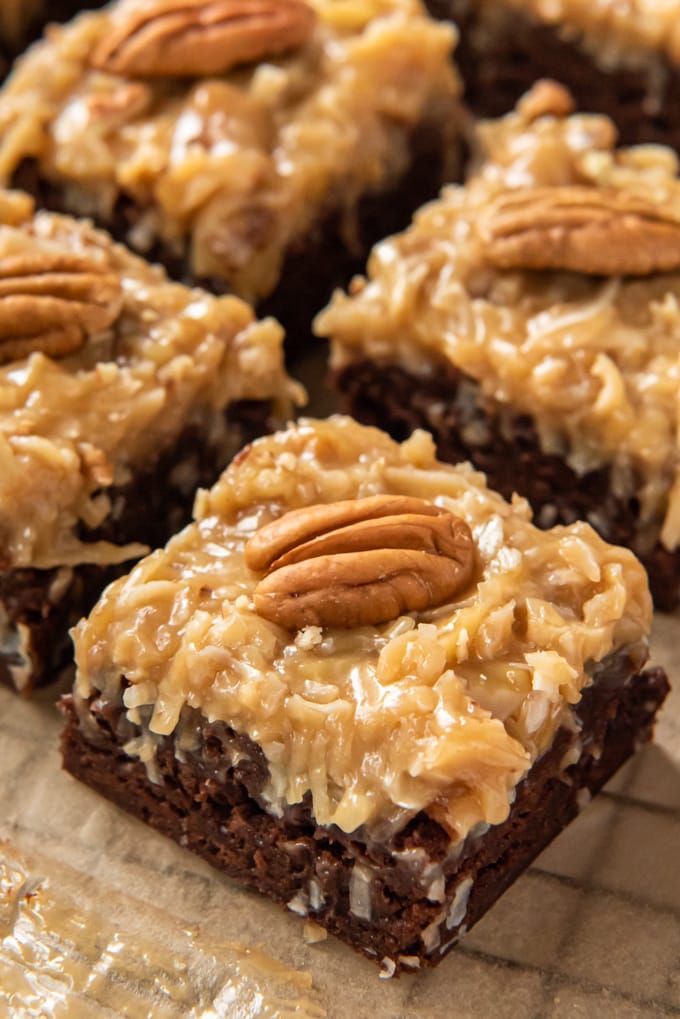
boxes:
[91,0,317,78]
[480,185,680,276]
[0,252,123,365]
[245,494,476,630]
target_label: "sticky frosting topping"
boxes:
[0,189,302,570]
[0,0,459,301]
[73,416,651,841]
[318,82,680,552]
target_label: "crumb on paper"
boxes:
[379,957,396,979]
[303,921,328,944]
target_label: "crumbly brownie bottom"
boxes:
[0,400,273,695]
[12,115,463,362]
[428,0,680,152]
[59,652,669,973]
[333,359,680,610]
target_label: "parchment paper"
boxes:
[1,359,679,1017]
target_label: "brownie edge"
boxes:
[431,0,680,153]
[332,359,680,611]
[0,400,275,695]
[59,663,669,973]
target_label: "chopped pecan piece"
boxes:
[0,252,123,365]
[245,495,476,630]
[91,0,317,79]
[480,185,680,276]
[516,80,575,123]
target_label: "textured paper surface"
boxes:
[1,619,678,1016]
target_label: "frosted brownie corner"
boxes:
[61,415,668,972]
[0,0,462,350]
[0,188,302,695]
[429,0,680,152]
[319,82,680,608]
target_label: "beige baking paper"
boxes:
[0,605,677,1019]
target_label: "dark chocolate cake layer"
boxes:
[0,400,272,695]
[59,651,669,972]
[430,0,680,151]
[333,359,680,610]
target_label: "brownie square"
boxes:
[318,82,680,608]
[0,0,464,353]
[61,415,668,972]
[0,188,302,693]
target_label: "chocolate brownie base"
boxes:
[428,0,680,152]
[59,650,669,972]
[12,116,462,362]
[333,359,680,610]
[0,400,273,695]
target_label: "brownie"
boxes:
[428,0,680,153]
[61,416,668,972]
[0,189,302,694]
[0,0,463,354]
[317,82,680,608]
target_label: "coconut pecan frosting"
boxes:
[0,189,301,570]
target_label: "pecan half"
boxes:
[91,0,317,79]
[245,495,476,630]
[0,252,123,365]
[480,186,680,276]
